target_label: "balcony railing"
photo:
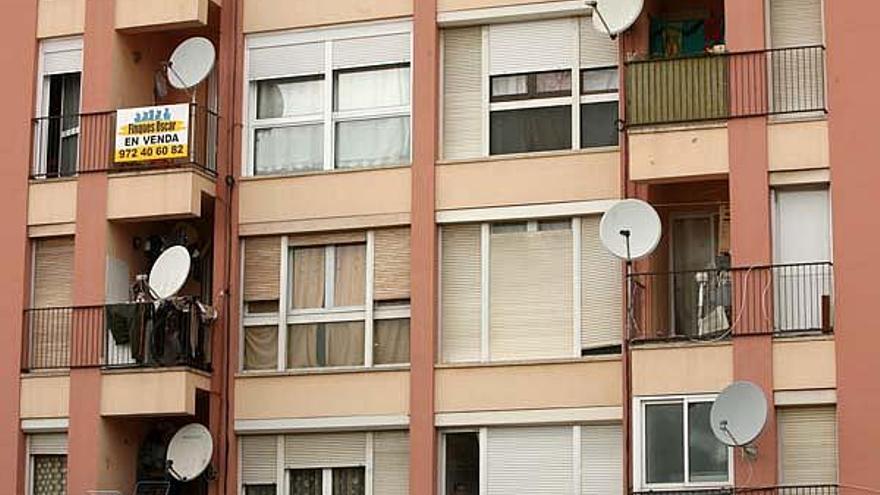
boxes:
[30,103,218,179]
[628,262,833,342]
[625,45,826,127]
[21,298,212,372]
[632,485,838,495]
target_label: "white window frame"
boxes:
[34,37,83,177]
[241,231,412,373]
[244,21,413,177]
[26,435,68,495]
[632,394,733,491]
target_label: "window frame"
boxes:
[35,38,83,178]
[633,394,733,491]
[286,466,367,495]
[241,231,412,373]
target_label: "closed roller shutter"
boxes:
[332,33,411,70]
[440,225,482,363]
[289,231,366,247]
[33,237,74,308]
[30,433,68,455]
[284,432,366,468]
[769,0,824,114]
[373,431,409,495]
[442,27,483,160]
[580,17,618,69]
[770,0,823,48]
[247,42,324,80]
[374,228,411,301]
[241,435,277,484]
[489,18,576,75]
[244,237,281,303]
[581,424,622,495]
[42,39,82,76]
[487,426,573,495]
[778,406,837,484]
[581,217,623,349]
[490,229,572,360]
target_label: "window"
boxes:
[247,24,412,176]
[36,38,82,179]
[580,68,619,148]
[638,397,730,488]
[31,455,67,495]
[245,485,277,495]
[778,406,838,485]
[444,433,479,495]
[242,230,411,371]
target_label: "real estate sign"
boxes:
[115,103,189,163]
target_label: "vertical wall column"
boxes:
[725,0,776,487]
[825,3,880,494]
[0,2,39,494]
[67,1,114,494]
[410,1,439,494]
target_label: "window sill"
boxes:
[437,146,620,167]
[242,162,412,181]
[636,484,733,493]
[235,364,410,378]
[436,354,621,370]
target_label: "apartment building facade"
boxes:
[0,0,876,495]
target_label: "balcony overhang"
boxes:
[100,368,210,417]
[629,124,730,182]
[107,167,215,221]
[116,0,220,32]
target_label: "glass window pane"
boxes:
[335,116,411,169]
[243,326,278,371]
[245,485,277,495]
[688,402,729,482]
[581,102,619,148]
[325,321,365,367]
[582,68,619,94]
[32,455,67,495]
[287,322,365,368]
[374,318,410,365]
[334,244,366,307]
[645,403,685,484]
[333,467,366,495]
[254,125,323,175]
[336,66,410,111]
[290,469,323,495]
[291,247,325,309]
[536,71,572,95]
[490,106,572,155]
[538,219,571,231]
[257,77,323,119]
[491,75,528,99]
[490,222,527,234]
[445,433,479,495]
[247,300,279,315]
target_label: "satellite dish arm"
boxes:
[164,61,197,103]
[585,1,618,39]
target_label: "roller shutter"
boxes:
[778,406,838,484]
[487,426,573,495]
[243,237,281,303]
[581,424,622,495]
[241,435,278,485]
[442,27,483,160]
[373,431,409,495]
[581,217,623,349]
[440,224,482,363]
[284,432,366,468]
[374,228,411,301]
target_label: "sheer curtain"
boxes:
[291,247,325,309]
[335,67,410,111]
[334,244,366,306]
[244,326,278,370]
[288,324,320,368]
[290,469,322,495]
[333,467,366,495]
[255,77,324,175]
[326,321,365,366]
[374,318,410,365]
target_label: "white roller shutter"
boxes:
[579,17,618,69]
[29,433,67,455]
[490,229,573,360]
[581,424,622,495]
[440,224,482,363]
[284,432,366,468]
[581,217,623,349]
[240,436,278,485]
[332,33,411,69]
[778,406,838,485]
[442,27,483,161]
[487,426,573,495]
[373,431,409,495]
[41,38,82,76]
[247,42,325,80]
[769,0,824,114]
[489,18,576,75]
[769,0,823,48]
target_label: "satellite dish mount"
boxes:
[710,381,769,461]
[585,0,644,39]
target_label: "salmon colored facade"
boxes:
[0,0,870,494]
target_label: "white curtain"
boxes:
[491,75,527,98]
[254,124,323,174]
[257,77,323,118]
[335,117,410,169]
[335,67,410,111]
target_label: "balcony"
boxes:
[625,45,826,128]
[21,298,212,372]
[628,262,833,343]
[632,485,837,495]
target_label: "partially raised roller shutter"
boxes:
[579,17,618,69]
[373,431,409,495]
[243,237,281,304]
[442,27,483,160]
[247,41,324,80]
[778,406,837,485]
[488,18,576,75]
[581,217,623,349]
[33,237,74,308]
[440,224,482,363]
[241,435,277,485]
[769,0,825,114]
[487,426,573,495]
[581,424,623,495]
[374,228,411,301]
[30,433,68,454]
[284,432,366,468]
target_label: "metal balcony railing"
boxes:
[628,262,833,342]
[30,103,218,179]
[21,298,212,372]
[625,45,826,127]
[632,485,838,495]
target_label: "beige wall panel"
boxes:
[235,371,410,419]
[239,168,411,229]
[437,151,620,211]
[632,344,733,396]
[20,375,70,418]
[116,0,209,31]
[438,0,557,12]
[629,126,729,182]
[436,360,621,412]
[773,338,836,391]
[38,0,85,38]
[100,370,210,416]
[28,180,77,226]
[768,119,830,171]
[106,170,215,220]
[244,0,412,33]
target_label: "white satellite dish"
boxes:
[590,0,644,36]
[710,381,768,447]
[599,199,661,261]
[149,245,191,300]
[166,423,213,482]
[167,37,216,90]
